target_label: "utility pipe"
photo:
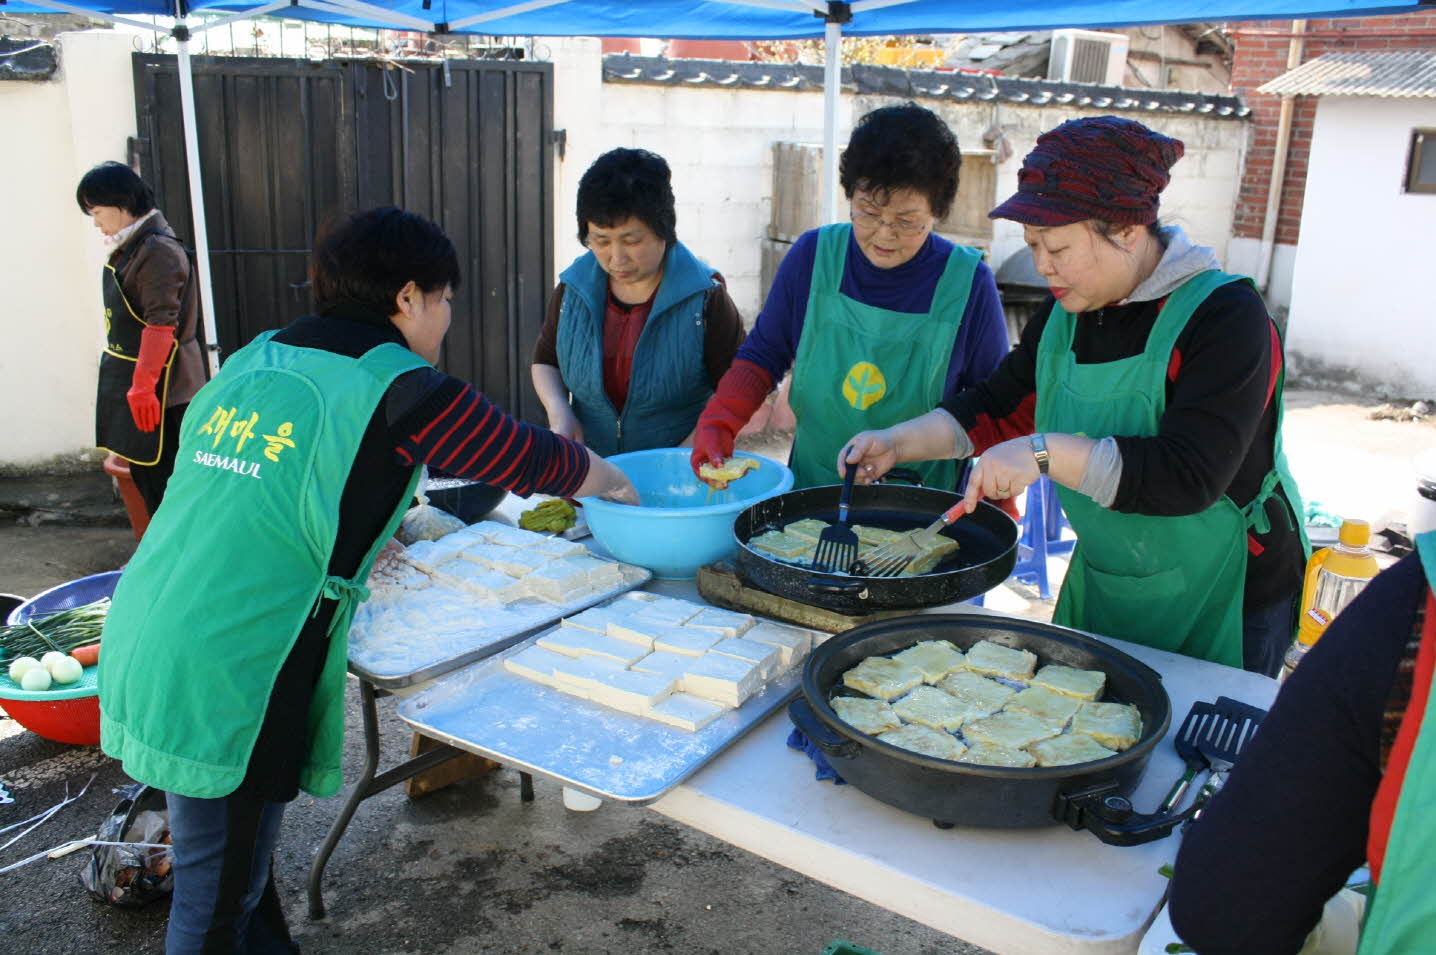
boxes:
[1256,19,1305,296]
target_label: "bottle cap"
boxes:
[1338,519,1371,548]
[1297,608,1333,647]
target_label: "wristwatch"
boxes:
[1029,434,1050,475]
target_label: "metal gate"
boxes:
[132,53,554,423]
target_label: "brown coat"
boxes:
[110,211,206,407]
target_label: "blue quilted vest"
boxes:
[555,240,716,456]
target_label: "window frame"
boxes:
[1406,128,1436,195]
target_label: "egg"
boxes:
[8,656,40,684]
[20,667,52,692]
[47,656,83,685]
[40,651,68,668]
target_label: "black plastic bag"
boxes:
[79,783,174,906]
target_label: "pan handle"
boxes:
[1055,780,1194,847]
[879,468,926,487]
[807,580,869,599]
[788,697,860,761]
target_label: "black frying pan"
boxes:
[732,470,1019,613]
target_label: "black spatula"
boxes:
[1157,701,1215,813]
[812,451,860,574]
[1186,695,1267,823]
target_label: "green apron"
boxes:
[99,331,426,799]
[1357,529,1436,953]
[1034,270,1308,668]
[787,224,979,490]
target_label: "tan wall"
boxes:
[0,30,138,468]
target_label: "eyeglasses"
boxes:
[849,207,931,237]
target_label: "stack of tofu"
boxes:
[503,593,815,732]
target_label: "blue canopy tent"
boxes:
[7,0,1427,363]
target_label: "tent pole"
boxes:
[822,18,841,224]
[174,22,221,374]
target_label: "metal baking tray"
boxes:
[396,610,824,804]
[347,563,651,688]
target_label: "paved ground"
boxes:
[0,389,1430,955]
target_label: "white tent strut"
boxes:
[174,23,222,375]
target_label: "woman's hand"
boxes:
[962,437,1041,515]
[839,431,900,485]
[575,450,640,505]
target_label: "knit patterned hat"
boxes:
[988,116,1184,226]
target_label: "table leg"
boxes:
[308,679,383,920]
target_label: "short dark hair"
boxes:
[840,102,962,221]
[576,148,677,246]
[75,161,156,217]
[311,207,461,316]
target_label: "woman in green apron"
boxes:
[842,116,1307,674]
[76,162,206,516]
[689,102,1010,493]
[1168,534,1436,952]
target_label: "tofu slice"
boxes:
[629,651,694,680]
[562,554,624,588]
[698,455,760,484]
[562,605,630,636]
[748,530,816,561]
[842,656,926,701]
[963,640,1038,681]
[1027,733,1118,767]
[613,600,700,641]
[892,640,967,683]
[962,710,1065,750]
[652,625,724,657]
[549,654,628,699]
[681,653,762,708]
[1005,686,1083,728]
[503,644,573,687]
[532,536,587,558]
[685,607,757,639]
[646,693,727,732]
[472,522,551,549]
[959,743,1037,768]
[744,621,813,668]
[830,696,903,735]
[432,560,525,603]
[902,536,961,576]
[852,524,904,548]
[877,723,967,761]
[709,637,781,680]
[453,542,519,569]
[523,558,592,602]
[487,548,553,578]
[535,628,649,665]
[892,685,971,731]
[783,518,830,542]
[586,668,678,716]
[1032,664,1107,701]
[935,671,1017,721]
[1071,702,1143,751]
[400,538,468,571]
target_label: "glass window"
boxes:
[1407,129,1436,195]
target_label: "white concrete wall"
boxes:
[553,46,1247,322]
[0,30,138,468]
[1226,237,1298,312]
[1286,96,1436,397]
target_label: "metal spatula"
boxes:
[1157,701,1216,814]
[1186,696,1267,823]
[811,452,860,574]
[861,500,966,578]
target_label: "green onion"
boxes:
[0,599,110,664]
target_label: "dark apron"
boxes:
[96,232,184,466]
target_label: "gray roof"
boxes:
[1257,51,1436,98]
[603,55,1249,118]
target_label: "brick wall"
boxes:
[1230,11,1436,243]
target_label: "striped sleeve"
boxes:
[392,377,590,497]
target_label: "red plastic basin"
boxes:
[1,694,101,745]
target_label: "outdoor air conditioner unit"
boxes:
[1048,29,1130,86]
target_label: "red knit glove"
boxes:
[691,359,774,481]
[127,324,175,433]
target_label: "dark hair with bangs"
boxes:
[576,148,677,246]
[840,102,962,220]
[311,207,460,317]
[75,161,156,217]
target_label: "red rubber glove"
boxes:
[127,324,175,433]
[691,359,774,481]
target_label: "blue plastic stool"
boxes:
[1010,475,1075,599]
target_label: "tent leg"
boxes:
[175,25,222,375]
[822,19,841,225]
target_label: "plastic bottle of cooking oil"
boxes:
[1300,518,1380,623]
[1279,608,1333,683]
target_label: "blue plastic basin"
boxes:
[580,449,793,580]
[8,570,122,627]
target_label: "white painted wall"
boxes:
[1226,237,1298,312]
[0,30,137,468]
[1286,96,1436,397]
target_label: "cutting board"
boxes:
[696,560,913,634]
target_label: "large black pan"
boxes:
[733,471,1019,613]
[789,613,1185,847]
